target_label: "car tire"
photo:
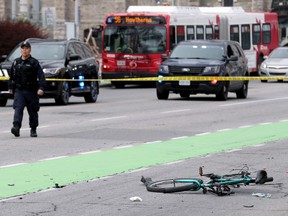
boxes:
[236,81,248,99]
[216,82,229,101]
[261,80,268,83]
[55,81,70,105]
[84,81,98,103]
[157,88,169,100]
[0,97,8,107]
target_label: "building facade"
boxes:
[0,0,273,39]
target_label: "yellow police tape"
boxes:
[0,76,287,81]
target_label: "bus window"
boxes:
[196,26,204,39]
[170,26,176,49]
[252,24,261,45]
[177,26,185,43]
[187,26,195,40]
[262,23,271,44]
[214,25,219,39]
[241,24,251,50]
[206,26,213,40]
[230,25,239,42]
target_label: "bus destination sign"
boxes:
[106,16,166,24]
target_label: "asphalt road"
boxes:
[0,81,288,216]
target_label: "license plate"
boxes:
[117,60,126,66]
[179,80,190,86]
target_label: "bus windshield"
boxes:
[104,26,166,54]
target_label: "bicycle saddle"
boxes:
[255,170,268,184]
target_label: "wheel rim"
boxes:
[62,82,69,103]
[90,81,98,100]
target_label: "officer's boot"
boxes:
[30,128,37,137]
[11,124,20,137]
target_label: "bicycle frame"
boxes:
[141,166,273,195]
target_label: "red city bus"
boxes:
[101,6,279,87]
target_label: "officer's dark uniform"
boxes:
[8,41,46,137]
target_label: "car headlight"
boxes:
[158,65,169,74]
[203,66,220,74]
[43,68,61,75]
[260,62,267,69]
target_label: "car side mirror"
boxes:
[0,55,7,63]
[68,54,81,61]
[229,55,238,61]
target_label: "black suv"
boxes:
[0,38,99,106]
[156,40,249,100]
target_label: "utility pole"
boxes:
[75,0,80,39]
[12,0,17,19]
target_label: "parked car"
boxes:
[259,47,288,82]
[0,38,99,106]
[156,40,249,101]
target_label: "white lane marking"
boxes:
[39,156,68,161]
[79,150,102,155]
[238,125,253,129]
[129,168,149,173]
[172,136,188,140]
[113,145,133,149]
[253,144,266,147]
[195,132,211,136]
[259,122,272,125]
[220,97,288,107]
[161,109,191,114]
[90,116,127,121]
[144,141,162,145]
[0,196,23,202]
[217,128,232,132]
[164,160,185,165]
[226,149,242,153]
[0,163,27,168]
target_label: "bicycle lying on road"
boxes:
[141,165,273,196]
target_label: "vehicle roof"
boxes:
[22,38,82,45]
[177,40,235,45]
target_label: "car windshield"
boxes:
[269,48,288,58]
[170,44,225,60]
[104,26,166,54]
[8,44,66,61]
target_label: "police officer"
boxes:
[8,40,46,137]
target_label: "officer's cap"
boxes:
[20,41,31,48]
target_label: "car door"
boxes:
[67,42,88,91]
[230,43,247,89]
[225,43,239,90]
[82,44,98,79]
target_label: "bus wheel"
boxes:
[112,81,125,88]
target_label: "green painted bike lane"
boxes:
[1,121,288,199]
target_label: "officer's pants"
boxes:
[13,89,40,129]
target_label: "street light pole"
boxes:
[75,0,79,39]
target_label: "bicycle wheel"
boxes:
[146,178,202,193]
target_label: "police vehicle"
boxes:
[0,38,99,106]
